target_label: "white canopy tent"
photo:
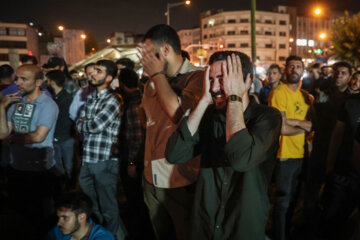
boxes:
[69,44,140,73]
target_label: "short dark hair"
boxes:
[20,55,38,65]
[285,55,304,68]
[116,58,135,70]
[96,60,117,78]
[55,192,93,222]
[352,71,360,78]
[84,63,95,72]
[181,50,190,61]
[46,70,66,87]
[119,68,139,89]
[332,61,352,75]
[143,24,181,55]
[268,64,281,73]
[69,70,77,75]
[209,51,254,81]
[0,64,14,80]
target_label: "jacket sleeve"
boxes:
[165,117,200,164]
[224,108,281,172]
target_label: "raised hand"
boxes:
[137,43,165,77]
[0,91,21,108]
[222,54,251,98]
[202,66,213,105]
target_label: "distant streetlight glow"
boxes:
[58,25,65,31]
[81,34,87,39]
[38,32,43,36]
[166,1,191,25]
[314,8,321,15]
[289,37,294,43]
[319,33,326,39]
[107,38,111,44]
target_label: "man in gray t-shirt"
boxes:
[0,64,59,236]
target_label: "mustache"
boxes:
[211,90,225,97]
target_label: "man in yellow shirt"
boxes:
[269,55,314,240]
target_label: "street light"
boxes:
[165,1,191,25]
[58,25,65,31]
[314,8,321,16]
[106,38,111,44]
[319,33,326,39]
[80,34,87,39]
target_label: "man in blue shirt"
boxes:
[0,64,59,238]
[48,191,114,240]
[259,64,282,105]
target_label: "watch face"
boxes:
[228,95,242,102]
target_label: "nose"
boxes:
[210,79,220,93]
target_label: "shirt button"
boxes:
[216,225,220,229]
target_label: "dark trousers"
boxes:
[315,172,360,240]
[143,180,195,240]
[79,160,127,240]
[120,160,155,239]
[273,158,303,240]
[7,167,56,239]
[53,138,75,178]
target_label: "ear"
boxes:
[245,73,252,91]
[162,44,171,57]
[35,79,43,87]
[78,213,87,223]
[106,75,113,84]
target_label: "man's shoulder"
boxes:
[38,92,58,107]
[90,223,115,240]
[253,102,282,120]
[271,83,287,93]
[104,90,123,104]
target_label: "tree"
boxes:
[331,11,360,67]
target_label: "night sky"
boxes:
[2,0,359,42]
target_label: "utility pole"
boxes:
[251,0,256,63]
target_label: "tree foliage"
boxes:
[331,11,360,67]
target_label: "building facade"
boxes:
[200,9,290,66]
[178,27,201,64]
[295,16,332,58]
[0,22,39,67]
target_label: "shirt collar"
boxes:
[94,88,110,99]
[22,91,46,104]
[175,58,199,77]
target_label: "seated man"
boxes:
[48,191,114,240]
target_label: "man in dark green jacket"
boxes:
[165,51,282,240]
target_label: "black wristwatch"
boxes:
[227,95,242,103]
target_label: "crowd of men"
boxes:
[0,24,359,240]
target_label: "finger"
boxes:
[236,55,242,76]
[222,61,228,79]
[227,55,233,74]
[158,50,165,63]
[231,54,238,73]
[205,66,210,89]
